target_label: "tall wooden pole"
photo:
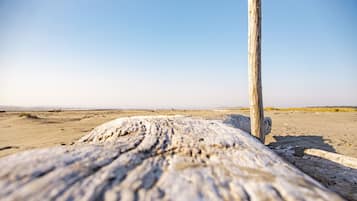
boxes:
[248,0,265,143]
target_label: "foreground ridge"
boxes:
[0,116,344,201]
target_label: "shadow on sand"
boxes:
[268,135,336,152]
[268,135,357,201]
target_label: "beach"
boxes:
[1,109,356,158]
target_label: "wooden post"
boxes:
[248,0,265,143]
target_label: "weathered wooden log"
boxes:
[304,148,357,169]
[223,114,272,136]
[0,116,344,201]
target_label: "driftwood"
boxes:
[223,114,272,137]
[248,0,265,142]
[272,146,357,201]
[0,116,344,201]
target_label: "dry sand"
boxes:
[1,109,356,200]
[1,109,356,158]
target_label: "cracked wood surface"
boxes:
[0,116,344,201]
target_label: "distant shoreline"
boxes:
[0,105,356,112]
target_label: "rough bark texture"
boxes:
[0,116,344,201]
[271,145,357,201]
[248,0,265,143]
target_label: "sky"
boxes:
[0,0,356,109]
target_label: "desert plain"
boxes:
[1,108,356,158]
[0,108,357,200]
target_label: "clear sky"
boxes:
[1,0,356,109]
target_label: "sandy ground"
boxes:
[0,110,356,158]
[1,109,356,200]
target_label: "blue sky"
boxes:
[0,0,356,108]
